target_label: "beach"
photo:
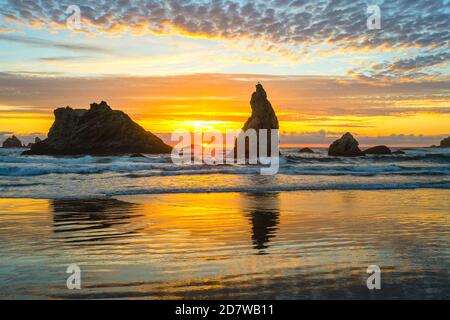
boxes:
[0,189,449,299]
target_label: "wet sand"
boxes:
[0,189,449,299]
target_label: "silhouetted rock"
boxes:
[26,137,42,149]
[23,101,172,155]
[299,147,314,154]
[234,83,279,157]
[130,153,145,158]
[2,135,23,148]
[328,132,364,157]
[440,137,450,148]
[364,145,392,155]
[392,150,406,155]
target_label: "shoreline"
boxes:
[0,187,448,201]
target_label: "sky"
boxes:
[0,0,449,146]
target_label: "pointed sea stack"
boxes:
[234,83,279,157]
[22,101,172,156]
[328,132,364,157]
[2,135,23,148]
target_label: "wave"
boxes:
[1,160,449,177]
[106,181,450,197]
[284,153,450,164]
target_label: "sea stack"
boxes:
[235,83,279,157]
[328,132,364,157]
[440,137,450,148]
[2,135,23,148]
[22,101,172,155]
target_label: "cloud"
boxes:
[0,34,109,54]
[37,56,92,62]
[1,0,448,49]
[1,1,448,80]
[0,72,449,116]
[279,130,449,147]
[353,51,450,80]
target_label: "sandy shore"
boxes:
[0,189,449,299]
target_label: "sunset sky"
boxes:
[0,0,449,146]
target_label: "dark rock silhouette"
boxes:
[392,150,406,155]
[23,101,172,156]
[26,137,42,148]
[328,132,364,157]
[364,145,392,155]
[440,137,450,148]
[2,135,23,148]
[130,153,145,158]
[299,147,314,154]
[234,83,279,157]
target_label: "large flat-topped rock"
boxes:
[23,101,172,155]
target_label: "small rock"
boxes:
[130,153,145,158]
[364,145,392,155]
[2,135,23,148]
[328,132,364,157]
[392,150,406,155]
[299,147,314,154]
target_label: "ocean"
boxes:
[1,147,450,198]
[0,147,449,299]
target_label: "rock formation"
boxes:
[2,135,23,148]
[440,137,450,148]
[234,83,279,157]
[23,101,172,156]
[26,137,42,148]
[328,132,364,157]
[392,150,406,155]
[299,147,314,154]
[363,145,392,155]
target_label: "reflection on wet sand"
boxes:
[241,193,280,252]
[51,199,143,244]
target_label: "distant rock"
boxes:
[392,150,406,155]
[234,83,279,157]
[26,137,42,149]
[2,135,23,148]
[130,153,145,158]
[440,137,450,148]
[299,147,314,154]
[328,132,364,157]
[23,101,172,156]
[364,145,392,155]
